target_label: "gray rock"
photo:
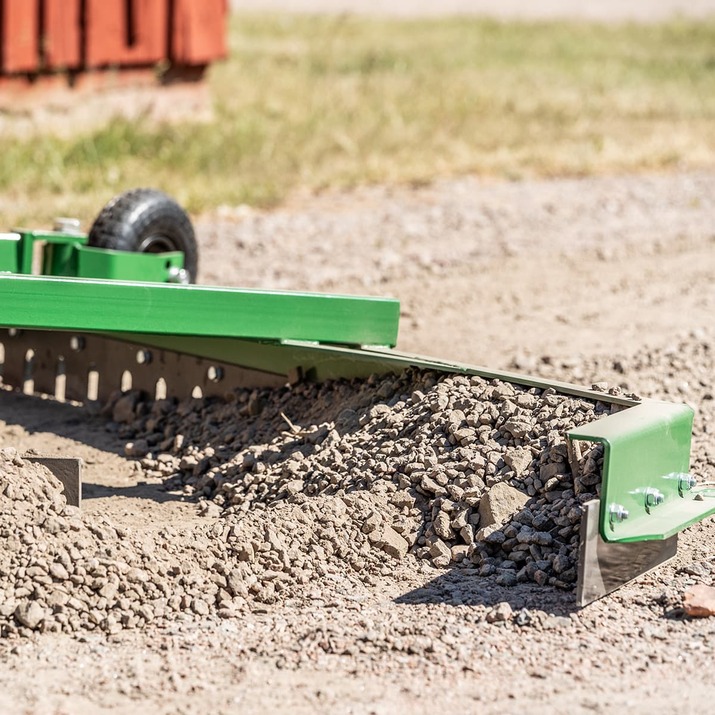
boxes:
[374,526,409,560]
[428,538,452,567]
[112,393,140,424]
[478,482,530,528]
[433,512,455,539]
[504,447,533,476]
[486,601,513,623]
[15,601,45,629]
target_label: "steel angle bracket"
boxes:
[569,401,714,605]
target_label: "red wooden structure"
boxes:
[0,0,227,81]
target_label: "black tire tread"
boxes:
[88,188,198,282]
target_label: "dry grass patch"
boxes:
[0,15,713,226]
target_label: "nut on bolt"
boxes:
[644,488,665,510]
[678,473,697,495]
[167,267,190,284]
[609,503,629,526]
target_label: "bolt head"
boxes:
[609,504,629,523]
[645,488,665,508]
[167,267,190,284]
[679,474,697,492]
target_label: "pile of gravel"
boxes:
[117,369,620,588]
[0,448,233,637]
[0,357,636,638]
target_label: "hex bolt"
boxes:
[678,473,697,495]
[53,217,82,234]
[644,488,665,510]
[609,504,629,526]
[167,267,190,284]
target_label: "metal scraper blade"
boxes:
[576,499,678,606]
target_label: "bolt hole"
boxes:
[136,349,152,365]
[207,366,224,383]
[55,356,66,402]
[23,349,35,395]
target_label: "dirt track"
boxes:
[0,168,714,714]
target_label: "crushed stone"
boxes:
[4,326,712,639]
[1,367,617,636]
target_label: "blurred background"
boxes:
[0,0,713,226]
[233,0,715,21]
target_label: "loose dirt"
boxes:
[1,170,714,713]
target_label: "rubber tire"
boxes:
[88,188,198,283]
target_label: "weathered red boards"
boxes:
[84,0,170,68]
[0,0,39,73]
[0,0,227,75]
[44,0,82,70]
[172,0,229,66]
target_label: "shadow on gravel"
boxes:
[0,388,125,455]
[395,568,580,617]
[81,481,187,504]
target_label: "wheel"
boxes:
[88,188,198,283]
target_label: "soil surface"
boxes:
[0,169,714,714]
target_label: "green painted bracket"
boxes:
[0,233,21,274]
[2,230,182,282]
[0,274,400,347]
[15,230,88,275]
[75,246,185,282]
[568,402,713,543]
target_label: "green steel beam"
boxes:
[5,230,180,282]
[568,402,713,543]
[0,274,400,347]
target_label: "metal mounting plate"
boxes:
[23,455,82,508]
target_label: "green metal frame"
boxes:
[75,246,185,282]
[1,230,184,283]
[0,233,21,274]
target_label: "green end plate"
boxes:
[569,401,714,543]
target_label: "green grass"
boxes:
[1,14,714,225]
